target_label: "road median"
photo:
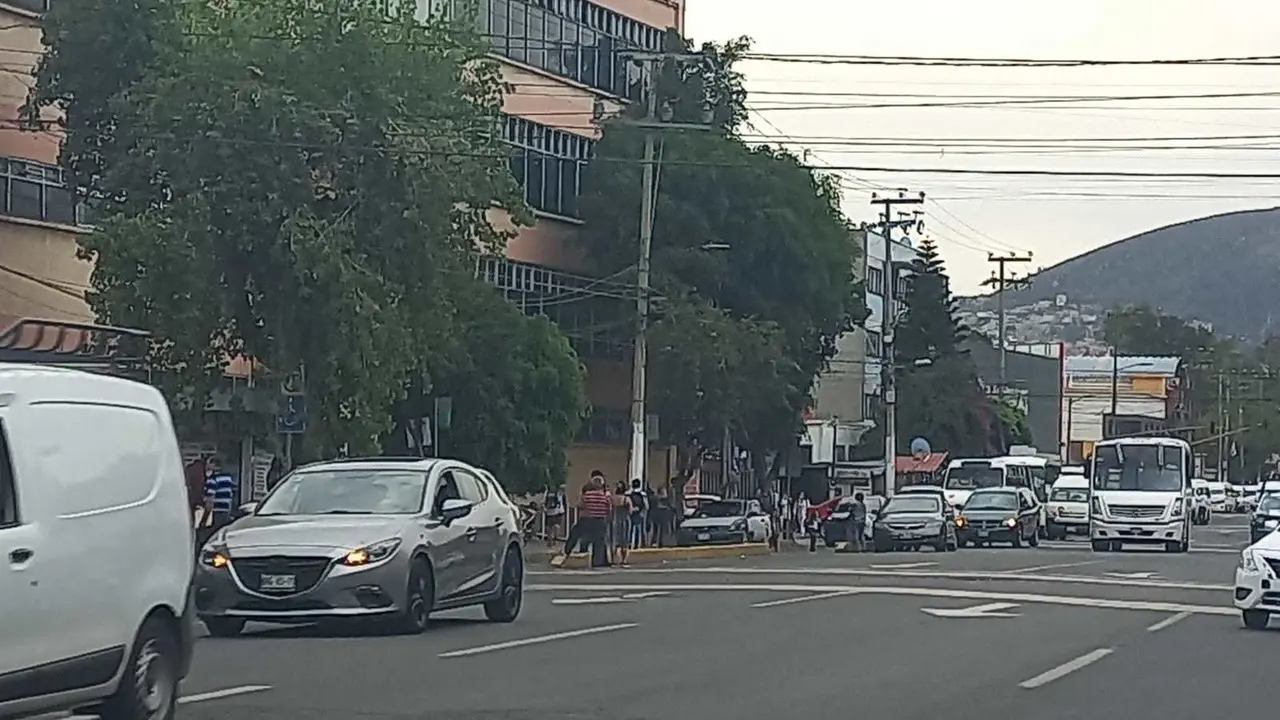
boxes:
[541,543,772,569]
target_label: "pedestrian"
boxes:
[204,457,236,532]
[779,494,791,539]
[796,493,810,539]
[805,508,819,552]
[557,478,598,563]
[611,481,633,566]
[851,491,868,552]
[578,473,612,568]
[627,479,648,549]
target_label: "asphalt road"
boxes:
[164,512,1266,720]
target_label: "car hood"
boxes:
[958,509,1019,522]
[878,512,940,525]
[681,516,744,529]
[215,514,407,553]
[943,489,974,507]
[1094,490,1179,507]
[1253,511,1280,521]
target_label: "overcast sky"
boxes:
[685,0,1280,295]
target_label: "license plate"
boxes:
[978,530,990,538]
[696,532,710,541]
[899,533,918,540]
[260,574,296,591]
[1131,527,1144,534]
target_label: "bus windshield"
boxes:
[1093,444,1184,492]
[945,463,1004,490]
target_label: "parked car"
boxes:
[0,366,196,720]
[1250,494,1280,545]
[954,487,1042,548]
[195,457,525,636]
[678,498,771,545]
[871,494,958,553]
[683,493,724,518]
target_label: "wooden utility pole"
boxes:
[981,253,1033,396]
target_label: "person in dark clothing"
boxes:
[627,479,648,549]
[650,486,674,547]
[851,492,868,552]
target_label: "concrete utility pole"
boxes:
[621,51,712,488]
[870,190,924,499]
[981,253,1032,397]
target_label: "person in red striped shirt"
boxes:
[578,473,612,568]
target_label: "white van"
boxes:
[1045,474,1090,539]
[0,365,196,720]
[1190,478,1213,526]
[942,458,1032,510]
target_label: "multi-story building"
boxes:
[0,0,93,330]
[1060,355,1187,463]
[862,228,918,408]
[476,0,685,493]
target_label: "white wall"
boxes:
[1062,396,1166,443]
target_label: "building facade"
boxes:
[862,228,918,404]
[963,337,1063,456]
[0,0,93,330]
[1060,355,1187,463]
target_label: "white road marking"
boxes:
[1019,648,1113,689]
[529,582,1239,617]
[869,562,937,570]
[997,560,1099,574]
[1038,541,1240,553]
[752,590,858,608]
[551,596,633,605]
[1146,611,1192,632]
[574,566,1230,592]
[622,591,671,599]
[178,685,273,704]
[921,602,1021,618]
[438,623,638,658]
[1105,572,1159,580]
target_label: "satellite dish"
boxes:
[909,437,931,459]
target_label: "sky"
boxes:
[684,0,1280,295]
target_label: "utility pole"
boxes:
[1215,373,1225,481]
[980,253,1032,397]
[871,190,924,500]
[619,51,712,487]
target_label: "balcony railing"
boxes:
[0,157,81,227]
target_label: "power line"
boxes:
[738,52,1280,67]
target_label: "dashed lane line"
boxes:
[1019,649,1113,689]
[437,623,638,658]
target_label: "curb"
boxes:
[551,543,772,569]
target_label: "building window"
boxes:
[0,157,78,226]
[866,265,883,296]
[503,115,592,219]
[1,0,49,14]
[895,273,909,299]
[482,0,662,100]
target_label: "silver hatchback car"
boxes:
[194,457,524,636]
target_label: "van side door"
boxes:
[0,417,49,685]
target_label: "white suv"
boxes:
[1233,531,1280,630]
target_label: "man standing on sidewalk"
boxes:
[850,492,868,552]
[578,473,612,568]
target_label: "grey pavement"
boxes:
[167,513,1264,720]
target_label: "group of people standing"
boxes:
[555,470,679,568]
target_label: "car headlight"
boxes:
[954,516,966,527]
[1053,505,1063,517]
[200,545,230,569]
[1169,500,1184,518]
[1091,497,1105,517]
[1241,550,1259,572]
[1004,518,1017,528]
[341,538,402,566]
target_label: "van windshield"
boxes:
[1092,445,1183,492]
[1050,487,1088,503]
[945,464,1003,490]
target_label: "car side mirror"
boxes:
[235,502,258,518]
[440,498,473,523]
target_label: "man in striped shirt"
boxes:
[577,472,612,568]
[204,457,237,531]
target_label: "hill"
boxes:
[962,206,1280,341]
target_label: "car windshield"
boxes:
[694,501,745,518]
[1258,496,1280,514]
[944,464,1004,490]
[881,496,940,515]
[1050,487,1088,503]
[1093,444,1184,492]
[256,469,428,515]
[964,491,1018,511]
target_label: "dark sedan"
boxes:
[871,495,957,553]
[955,488,1041,548]
[1250,494,1280,544]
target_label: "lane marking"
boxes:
[1106,572,1159,580]
[997,560,1100,574]
[551,596,633,605]
[622,591,671,599]
[921,602,1020,618]
[438,623,637,658]
[1038,541,1240,553]
[1019,648,1113,689]
[178,685,273,705]
[752,590,857,608]
[869,562,937,570]
[554,566,1230,592]
[530,583,1239,617]
[1147,611,1192,632]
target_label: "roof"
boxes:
[1063,355,1181,377]
[896,452,948,474]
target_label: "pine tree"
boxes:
[895,237,965,363]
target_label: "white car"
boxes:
[1234,531,1280,630]
[1190,478,1213,526]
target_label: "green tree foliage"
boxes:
[28,0,585,479]
[575,36,864,478]
[991,398,1033,448]
[895,238,1001,455]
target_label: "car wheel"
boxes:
[201,617,245,638]
[1091,540,1108,552]
[1011,531,1023,549]
[98,615,179,720]
[484,546,524,623]
[397,558,434,635]
[933,533,948,552]
[1243,609,1270,630]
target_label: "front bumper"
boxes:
[1048,513,1088,528]
[874,526,945,545]
[1233,554,1280,611]
[194,553,411,623]
[1090,517,1184,544]
[956,524,1017,544]
[677,527,747,546]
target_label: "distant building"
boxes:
[1061,355,1190,462]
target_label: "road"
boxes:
[168,513,1264,720]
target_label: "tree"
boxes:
[575,35,864,481]
[896,237,964,362]
[26,0,585,478]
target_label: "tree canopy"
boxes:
[28,0,586,487]
[575,35,864,480]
